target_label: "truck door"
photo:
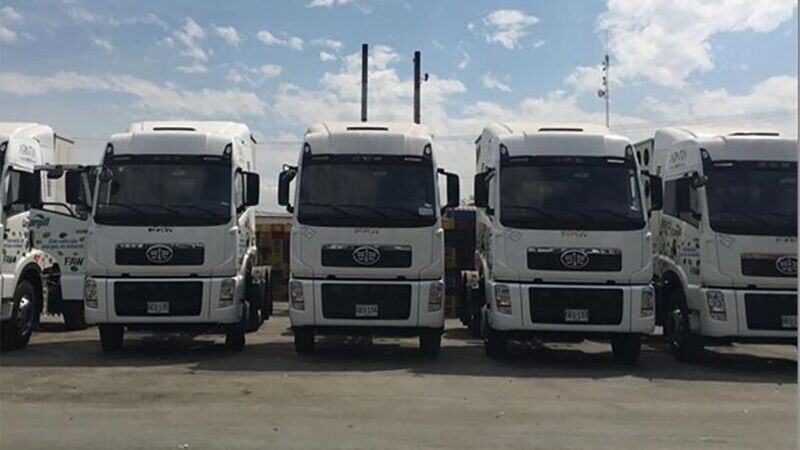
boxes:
[29,167,95,311]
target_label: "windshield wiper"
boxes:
[337,203,390,218]
[97,202,148,217]
[502,204,559,221]
[712,210,773,227]
[299,202,353,217]
[131,203,186,218]
[373,205,431,218]
[582,208,641,223]
[171,204,228,220]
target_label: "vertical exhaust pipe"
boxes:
[361,43,368,122]
[413,51,421,124]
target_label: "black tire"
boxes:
[611,334,642,364]
[99,324,124,352]
[62,301,87,331]
[245,302,262,333]
[245,269,265,332]
[225,320,246,351]
[483,315,508,359]
[0,281,37,351]
[419,329,442,357]
[293,327,315,355]
[665,291,703,362]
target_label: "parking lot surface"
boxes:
[1,306,796,450]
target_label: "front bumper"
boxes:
[85,276,244,326]
[688,287,797,340]
[485,281,655,334]
[288,278,444,331]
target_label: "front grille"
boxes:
[321,244,412,268]
[321,284,411,320]
[528,248,622,272]
[116,243,204,266]
[744,293,797,330]
[114,282,203,316]
[529,287,623,325]
[741,254,797,278]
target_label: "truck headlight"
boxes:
[289,280,304,311]
[428,281,444,312]
[219,278,236,307]
[494,284,512,315]
[84,278,98,308]
[706,290,726,321]
[640,286,655,317]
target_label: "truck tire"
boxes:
[225,320,246,351]
[62,301,87,331]
[483,315,508,359]
[611,334,641,364]
[419,329,442,357]
[0,281,37,351]
[245,270,265,332]
[245,302,262,333]
[665,291,703,362]
[99,324,124,352]
[293,327,315,355]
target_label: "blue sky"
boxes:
[0,0,797,209]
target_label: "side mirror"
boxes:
[438,169,460,211]
[243,172,260,207]
[65,171,87,206]
[278,166,297,212]
[690,171,708,189]
[473,171,491,208]
[9,171,40,207]
[648,175,663,212]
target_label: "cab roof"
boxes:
[479,122,631,159]
[653,127,796,162]
[303,122,434,158]
[111,121,252,157]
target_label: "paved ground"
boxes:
[1,306,796,450]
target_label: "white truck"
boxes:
[0,123,87,350]
[278,122,460,356]
[636,128,797,361]
[66,121,265,351]
[464,124,659,363]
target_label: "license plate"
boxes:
[565,309,589,323]
[355,304,379,318]
[781,315,797,329]
[146,301,170,315]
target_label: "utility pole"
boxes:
[598,32,610,128]
[361,43,368,122]
[413,51,421,124]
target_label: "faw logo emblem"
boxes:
[775,256,797,276]
[560,249,589,270]
[145,244,174,264]
[352,245,381,266]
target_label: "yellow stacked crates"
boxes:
[256,218,292,304]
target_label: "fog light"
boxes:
[84,278,98,308]
[706,290,726,321]
[219,278,236,307]
[640,286,655,317]
[494,284,512,315]
[428,281,444,312]
[289,280,304,311]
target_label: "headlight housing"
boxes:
[640,286,655,317]
[428,281,444,312]
[219,278,236,307]
[289,280,304,311]
[706,290,726,321]
[494,284,512,315]
[84,278,98,308]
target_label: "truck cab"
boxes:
[278,122,459,356]
[638,128,797,361]
[81,121,264,351]
[468,124,658,363]
[0,123,84,350]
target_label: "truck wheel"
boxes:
[419,329,442,357]
[245,302,262,333]
[62,301,87,331]
[0,281,37,351]
[225,320,246,351]
[483,315,508,359]
[293,327,315,355]
[99,324,124,352]
[611,334,642,364]
[666,293,703,362]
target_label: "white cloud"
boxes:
[1,6,22,22]
[67,7,167,29]
[1,6,23,43]
[311,38,344,52]
[481,73,512,92]
[482,9,539,49]
[533,40,546,48]
[564,65,613,95]
[227,64,282,86]
[320,51,337,62]
[307,0,354,8]
[91,37,114,52]
[457,51,470,70]
[174,18,208,62]
[257,30,304,51]
[176,63,208,74]
[599,0,797,87]
[0,26,17,43]
[0,71,267,118]
[213,26,241,47]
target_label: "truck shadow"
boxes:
[2,324,795,385]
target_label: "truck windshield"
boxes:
[297,154,437,228]
[94,155,232,226]
[706,161,797,236]
[500,156,645,231]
